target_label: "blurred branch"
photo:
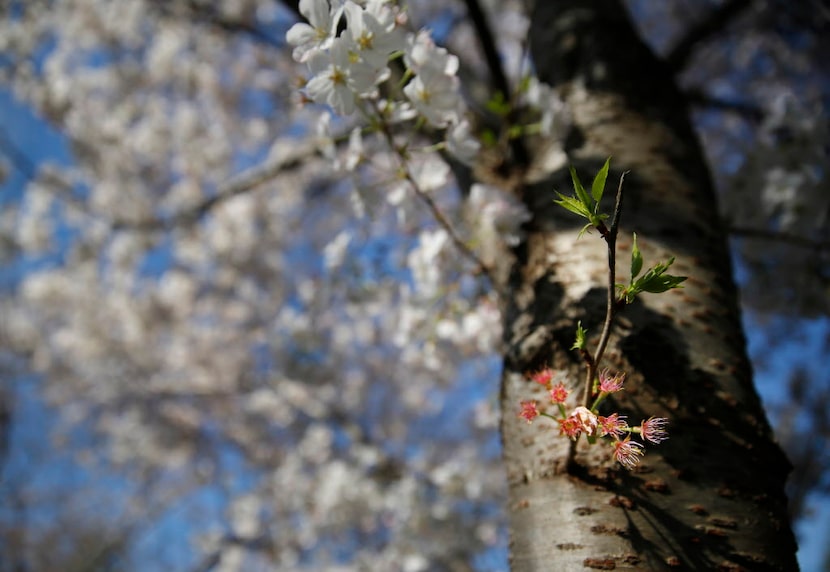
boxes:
[114,141,322,231]
[666,0,754,73]
[0,125,91,216]
[148,0,286,48]
[685,88,764,121]
[0,119,323,233]
[728,225,830,251]
[0,125,39,182]
[188,534,273,572]
[462,0,529,167]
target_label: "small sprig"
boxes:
[571,321,587,351]
[618,233,687,304]
[516,159,677,470]
[553,157,611,238]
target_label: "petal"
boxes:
[286,23,316,47]
[301,0,331,29]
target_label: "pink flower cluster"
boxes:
[518,367,668,469]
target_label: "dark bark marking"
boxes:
[643,478,670,493]
[590,523,628,536]
[583,557,617,569]
[708,517,739,529]
[609,495,636,509]
[688,504,708,515]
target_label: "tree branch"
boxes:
[148,0,285,49]
[684,88,764,121]
[114,141,322,231]
[0,118,323,234]
[665,0,753,73]
[728,225,830,251]
[585,172,626,407]
[372,103,504,296]
[462,0,529,167]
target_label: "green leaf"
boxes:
[480,129,498,147]
[577,222,594,238]
[639,273,687,294]
[569,166,593,212]
[591,157,611,204]
[571,321,587,350]
[507,125,524,139]
[554,192,591,219]
[630,232,643,280]
[625,256,687,301]
[485,91,511,116]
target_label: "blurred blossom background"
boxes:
[0,1,828,570]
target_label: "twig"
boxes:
[114,141,320,231]
[372,104,504,296]
[728,225,830,251]
[584,172,627,408]
[665,0,753,73]
[462,0,529,166]
[684,88,764,121]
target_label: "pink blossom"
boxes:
[559,416,582,440]
[569,406,598,436]
[640,417,669,444]
[549,382,569,404]
[598,368,625,394]
[530,368,554,388]
[598,413,628,437]
[614,438,645,469]
[518,400,539,424]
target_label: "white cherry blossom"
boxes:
[286,0,343,63]
[446,119,480,165]
[343,0,402,71]
[306,36,378,115]
[403,66,461,127]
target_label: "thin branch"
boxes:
[728,225,830,251]
[373,104,504,296]
[114,142,321,231]
[0,125,92,216]
[0,125,40,182]
[585,172,627,408]
[685,88,764,121]
[148,0,285,49]
[0,117,324,234]
[666,0,753,73]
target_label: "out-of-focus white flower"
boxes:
[403,31,462,127]
[404,30,458,76]
[314,111,336,160]
[341,126,363,171]
[378,98,418,123]
[524,77,569,138]
[229,495,261,539]
[446,119,480,165]
[323,230,351,270]
[403,66,461,127]
[408,153,450,192]
[408,228,448,297]
[468,183,531,246]
[286,0,342,62]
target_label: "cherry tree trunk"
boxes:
[499,1,799,570]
